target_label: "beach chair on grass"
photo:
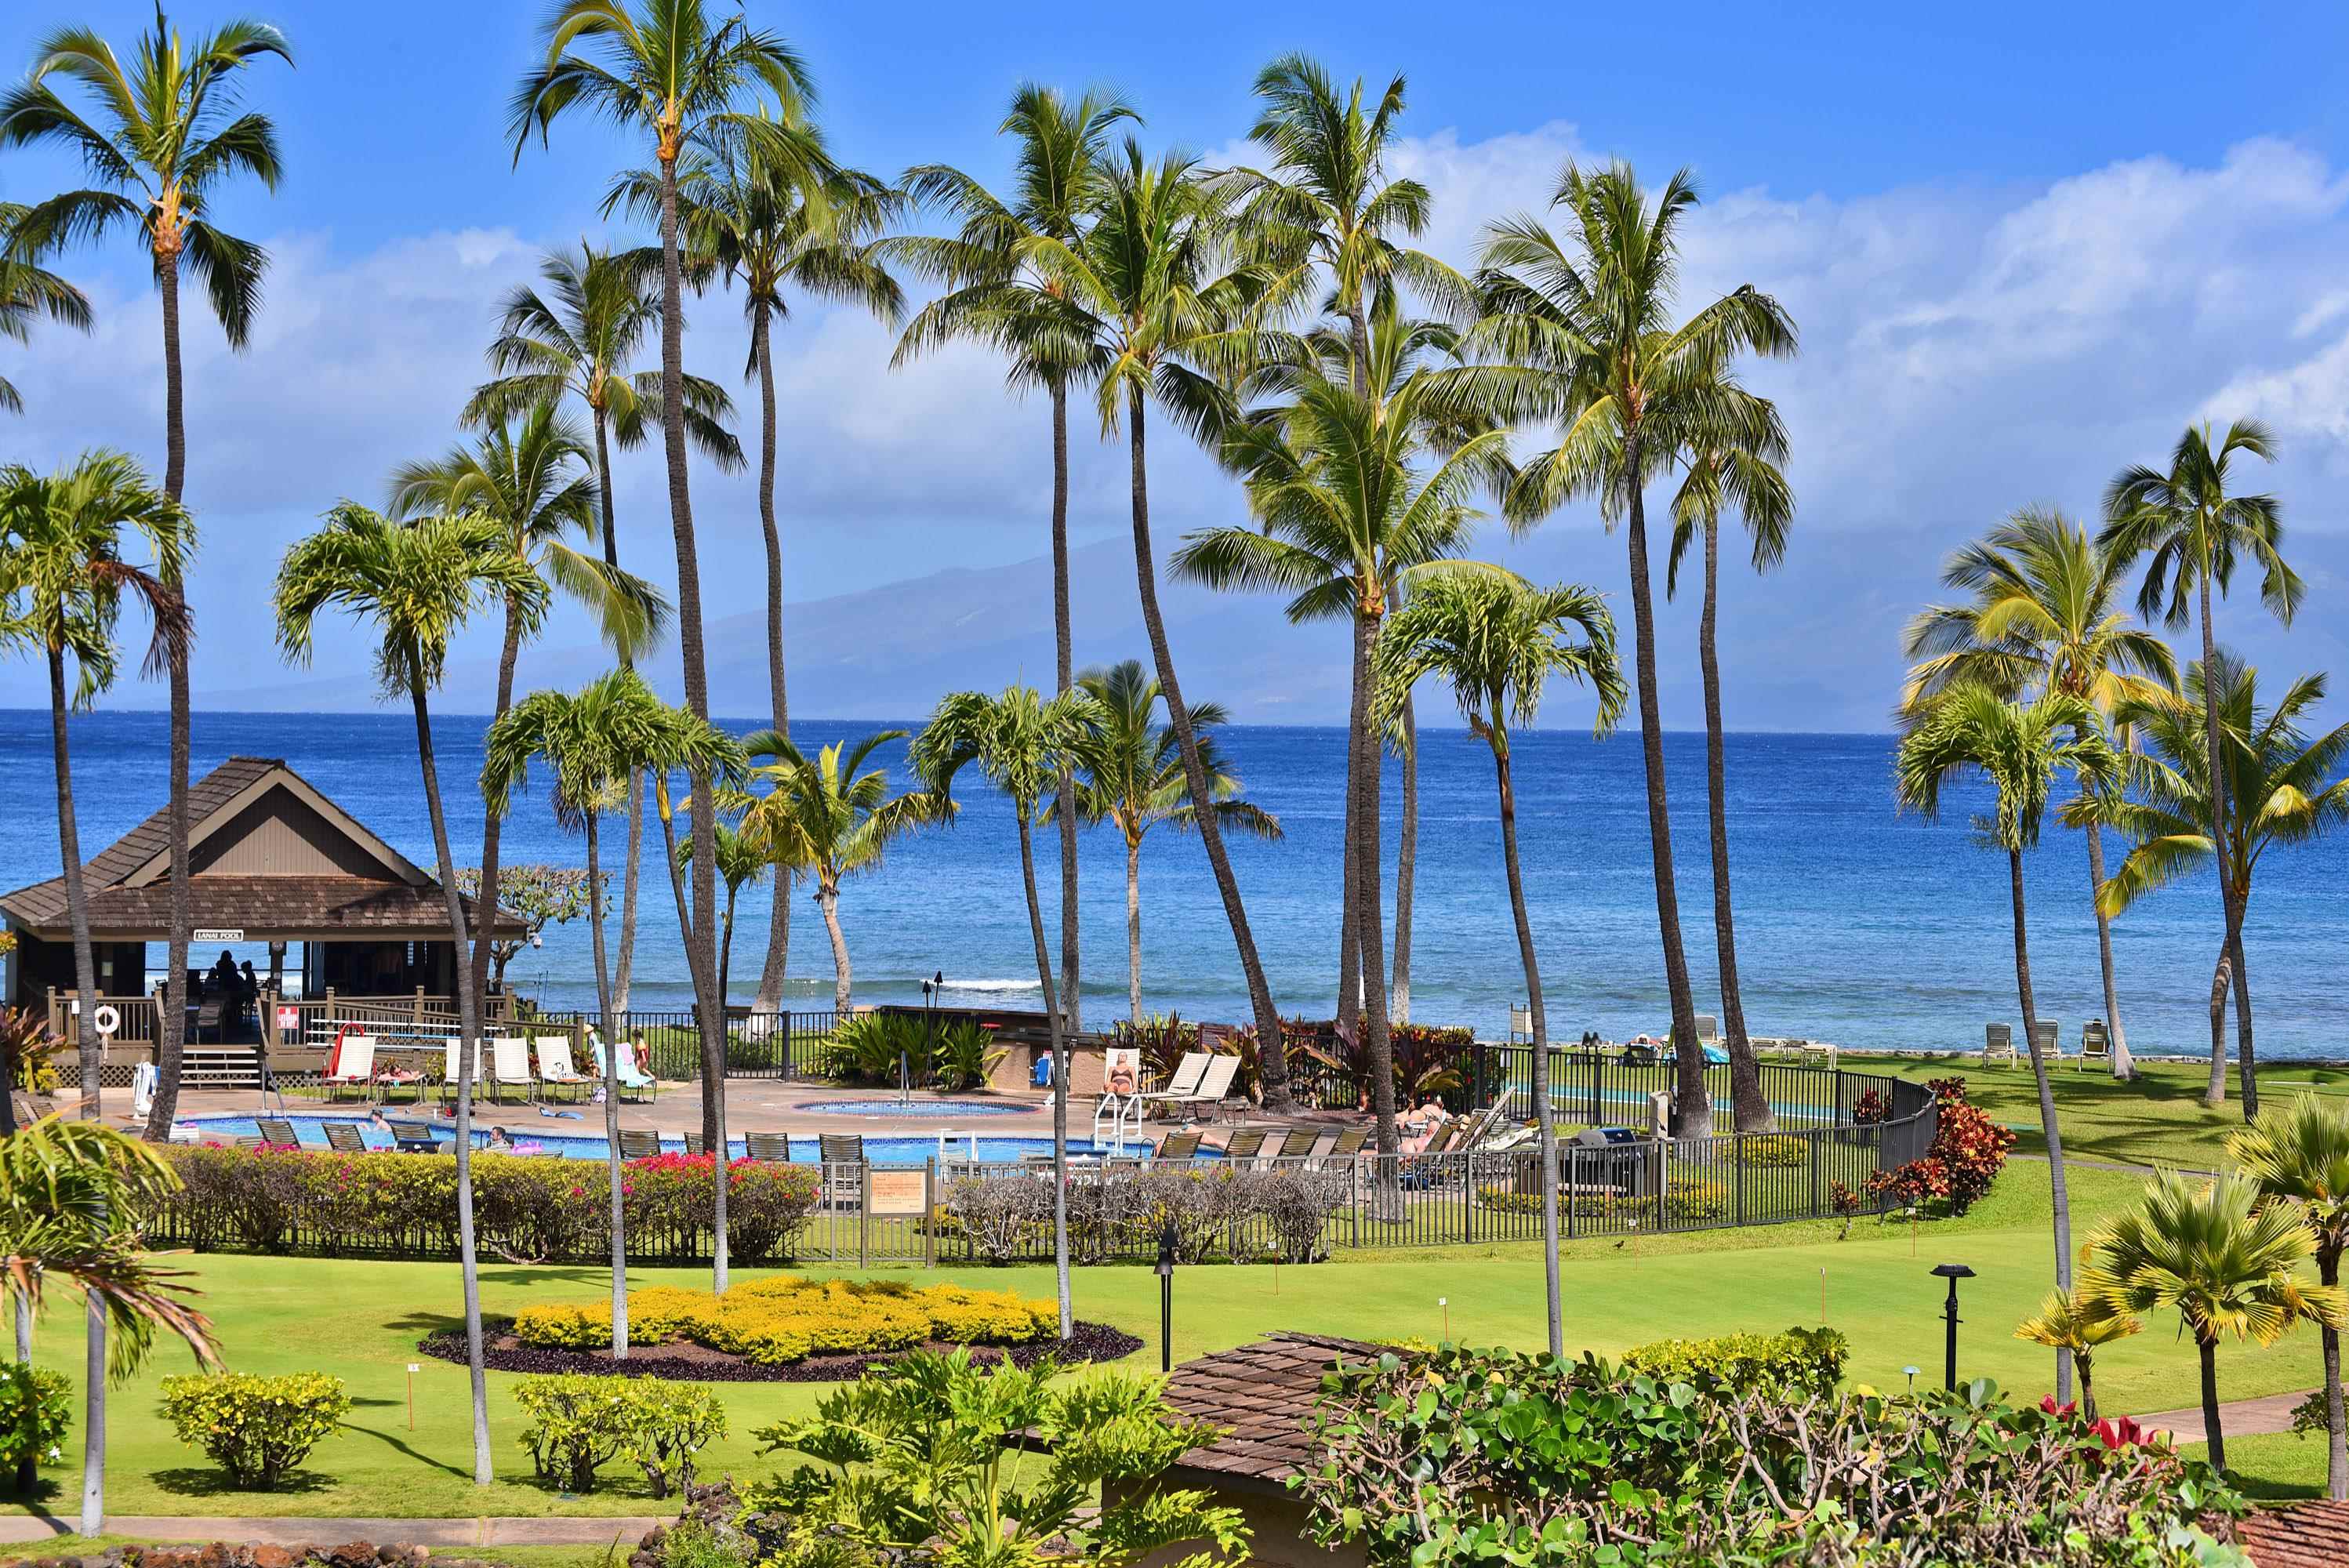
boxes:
[616,1128,662,1160]
[256,1116,300,1149]
[2080,1021,2113,1073]
[488,1038,536,1105]
[745,1131,792,1161]
[1152,1129,1203,1162]
[1797,1037,1839,1069]
[1983,1024,2017,1066]
[534,1036,593,1102]
[1131,1052,1211,1118]
[2031,1019,2060,1063]
[322,1120,368,1154]
[325,1034,378,1104]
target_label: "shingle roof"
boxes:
[2239,1501,2349,1568]
[1157,1331,1381,1489]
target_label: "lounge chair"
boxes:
[437,1037,488,1106]
[533,1035,593,1102]
[2030,1019,2060,1062]
[1214,1127,1270,1161]
[819,1133,865,1166]
[1130,1052,1211,1119]
[589,1035,658,1102]
[1268,1127,1320,1161]
[324,1033,378,1104]
[1983,1023,2017,1067]
[1798,1037,1839,1069]
[1619,1037,1663,1067]
[819,1132,864,1210]
[488,1037,536,1105]
[193,996,225,1045]
[2080,1021,2113,1073]
[385,1118,441,1154]
[1171,1054,1242,1123]
[616,1128,662,1160]
[683,1131,706,1156]
[256,1116,300,1149]
[322,1120,369,1154]
[1325,1125,1369,1162]
[235,1134,266,1151]
[1153,1129,1203,1162]
[745,1131,792,1161]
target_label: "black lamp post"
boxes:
[1156,1220,1178,1373]
[1931,1263,1976,1392]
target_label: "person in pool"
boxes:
[485,1125,514,1151]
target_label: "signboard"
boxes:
[277,1005,301,1035]
[866,1168,930,1218]
[194,927,245,944]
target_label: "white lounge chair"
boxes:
[2029,1019,2060,1063]
[437,1036,488,1106]
[534,1035,593,1102]
[325,1033,378,1104]
[1984,1023,2016,1066]
[1171,1054,1241,1122]
[2080,1021,2112,1073]
[1130,1051,1210,1119]
[1797,1037,1839,1069]
[489,1036,536,1105]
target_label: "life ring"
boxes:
[91,1004,121,1036]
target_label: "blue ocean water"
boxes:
[2,708,2342,1059]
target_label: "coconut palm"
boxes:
[1054,659,1282,1022]
[675,817,770,1022]
[892,83,1135,1036]
[1465,161,1796,1137]
[1176,306,1509,1155]
[482,666,738,1346]
[1664,367,1792,1131]
[2102,422,2300,1119]
[2089,1169,2346,1470]
[1904,507,2177,1086]
[466,240,742,1014]
[0,451,187,1535]
[513,0,831,1192]
[2103,657,2349,1116]
[2231,1094,2349,1498]
[274,503,546,1487]
[1897,687,2117,1404]
[911,684,1106,1341]
[0,204,91,415]
[1,9,290,1153]
[1375,572,1624,1358]
[2012,1279,2140,1423]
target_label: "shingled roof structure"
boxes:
[2238,1500,2349,1568]
[1156,1331,1380,1494]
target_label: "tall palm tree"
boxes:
[1055,659,1282,1021]
[0,452,187,1536]
[514,0,830,1216]
[912,684,1105,1341]
[1662,365,1792,1131]
[1904,507,2177,1085]
[274,503,546,1487]
[481,666,736,1355]
[2103,421,2298,1118]
[2231,1094,2349,1498]
[1176,307,1509,1156]
[2089,1169,2346,1470]
[1465,162,1795,1137]
[1024,139,1298,1106]
[1897,687,2117,1405]
[466,240,743,1014]
[1374,572,1625,1360]
[2012,1280,2140,1423]
[2103,656,2349,1115]
[675,816,769,1021]
[0,203,92,415]
[2,9,291,1150]
[892,83,1136,1036]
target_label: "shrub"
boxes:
[1865,1077,2013,1217]
[944,1171,1054,1263]
[625,1382,727,1497]
[930,1020,1005,1093]
[515,1374,641,1492]
[1623,1327,1849,1400]
[1736,1134,1806,1168]
[0,1361,69,1478]
[512,1276,1055,1367]
[158,1371,351,1490]
[1234,1166,1352,1262]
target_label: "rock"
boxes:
[326,1543,377,1568]
[249,1549,297,1568]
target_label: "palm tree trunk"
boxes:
[468,598,525,1039]
[1700,517,1769,1132]
[52,645,108,1537]
[1122,386,1294,1110]
[2206,947,2231,1107]
[2085,822,2132,1080]
[751,301,792,1019]
[1352,606,1398,1159]
[1335,644,1363,1040]
[585,809,629,1359]
[408,679,492,1486]
[1014,811,1073,1339]
[2010,845,2074,1406]
[1622,455,1707,1136]
[151,252,193,1149]
[2079,1351,2097,1425]
[2321,1247,2344,1500]
[1126,836,1144,1022]
[658,145,727,1294]
[2195,567,2249,1120]
[592,408,644,1016]
[1391,694,1416,1025]
[819,885,851,1015]
[2228,919,2258,1120]
[1051,380,1081,1034]
[1494,730,1561,1357]
[2199,1335,2227,1471]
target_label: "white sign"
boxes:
[91,1004,121,1036]
[194,928,245,943]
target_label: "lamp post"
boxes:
[1931,1263,1976,1392]
[1156,1221,1178,1373]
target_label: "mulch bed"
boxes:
[418,1317,1143,1383]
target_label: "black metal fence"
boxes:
[536,1009,840,1082]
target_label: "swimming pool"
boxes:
[176,1113,1139,1164]
[800,1098,1030,1117]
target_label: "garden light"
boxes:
[1156,1220,1178,1373]
[1931,1263,1976,1392]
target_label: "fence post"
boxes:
[923,1157,937,1269]
[1809,1130,1822,1218]
[1734,1134,1745,1226]
[859,1160,871,1270]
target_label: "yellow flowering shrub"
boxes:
[510,1274,1055,1365]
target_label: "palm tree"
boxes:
[274,503,546,1487]
[1661,362,1792,1131]
[466,240,744,1014]
[1897,687,2117,1405]
[2089,1169,2346,1470]
[2231,1094,2349,1498]
[0,203,92,415]
[676,817,769,1021]
[1904,507,2177,1085]
[1375,572,1624,1359]
[1023,139,1298,1105]
[2,9,291,1151]
[911,684,1106,1341]
[2012,1280,2140,1423]
[1056,659,1282,1021]
[514,0,830,1200]
[892,83,1135,1036]
[1465,162,1796,1137]
[0,452,187,1536]
[2103,658,2349,1115]
[481,666,736,1355]
[1176,306,1509,1155]
[2102,421,2300,1118]
[723,732,940,1014]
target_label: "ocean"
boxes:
[2,708,2341,1059]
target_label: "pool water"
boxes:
[177,1113,1138,1164]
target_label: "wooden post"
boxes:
[412,986,425,1029]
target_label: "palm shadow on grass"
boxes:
[338,1421,469,1479]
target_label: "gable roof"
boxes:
[1155,1331,1380,1494]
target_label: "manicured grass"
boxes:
[4,1149,2333,1518]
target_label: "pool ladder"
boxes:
[1092,1091,1138,1158]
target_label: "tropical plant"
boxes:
[2013,1282,2140,1423]
[274,502,546,1486]
[1464,160,1795,1138]
[1053,660,1280,1022]
[913,684,1106,1341]
[454,866,597,991]
[675,816,769,1022]
[0,202,90,416]
[2230,1093,2349,1498]
[893,84,1138,1038]
[2102,420,2300,1119]
[2088,1168,2347,1470]
[1897,688,2117,1405]
[931,1020,1006,1094]
[1374,571,1624,1356]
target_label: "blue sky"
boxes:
[3,1,2347,728]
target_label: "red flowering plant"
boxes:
[1863,1078,2013,1218]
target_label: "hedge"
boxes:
[158,1371,352,1490]
[512,1276,1055,1366]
